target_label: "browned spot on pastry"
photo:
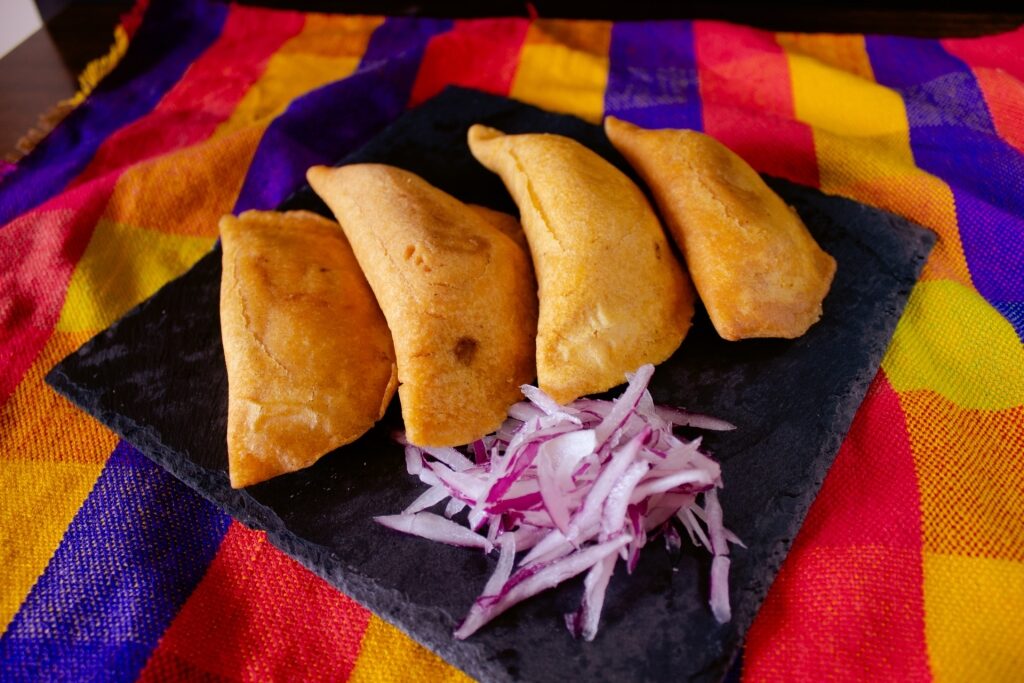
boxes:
[453,336,478,365]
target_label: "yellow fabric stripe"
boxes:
[0,459,107,633]
[348,615,473,683]
[509,19,612,123]
[215,14,383,137]
[923,553,1024,682]
[882,280,1024,410]
[0,338,115,636]
[778,33,971,287]
[56,220,215,334]
[780,34,907,141]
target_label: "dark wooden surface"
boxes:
[0,0,1022,160]
[0,1,130,159]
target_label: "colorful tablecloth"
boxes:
[1,1,1022,680]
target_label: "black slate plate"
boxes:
[47,88,934,683]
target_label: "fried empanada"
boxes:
[219,210,398,488]
[467,124,694,404]
[469,203,529,252]
[605,117,837,341]
[306,164,537,447]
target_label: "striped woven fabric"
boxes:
[1,1,1022,680]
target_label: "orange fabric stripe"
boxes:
[900,389,1024,560]
[102,125,265,238]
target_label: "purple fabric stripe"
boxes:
[0,0,228,227]
[953,190,1024,304]
[0,442,230,683]
[992,301,1024,342]
[232,17,452,212]
[866,36,1024,303]
[604,20,702,131]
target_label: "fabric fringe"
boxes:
[6,24,130,164]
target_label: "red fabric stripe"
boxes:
[941,29,1024,82]
[743,373,931,681]
[71,5,305,185]
[138,523,372,682]
[408,18,531,107]
[941,35,1024,155]
[0,176,115,406]
[119,0,150,39]
[694,21,818,187]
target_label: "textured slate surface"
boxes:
[47,88,935,683]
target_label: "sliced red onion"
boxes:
[506,525,547,552]
[423,446,475,472]
[678,507,712,550]
[709,556,732,623]
[508,402,545,421]
[521,384,582,425]
[467,507,488,532]
[455,536,630,640]
[644,501,682,532]
[416,468,441,488]
[654,405,737,431]
[565,552,617,641]
[431,466,487,503]
[519,527,574,566]
[472,439,489,464]
[568,429,647,544]
[724,529,748,548]
[600,461,650,540]
[629,468,714,502]
[377,364,740,640]
[594,364,654,448]
[539,430,597,489]
[486,514,502,546]
[403,484,450,515]
[375,512,493,552]
[445,497,467,518]
[405,444,423,475]
[482,534,517,598]
[537,448,571,535]
[704,488,727,556]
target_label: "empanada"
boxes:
[605,117,836,340]
[306,164,537,447]
[467,125,694,404]
[220,210,398,488]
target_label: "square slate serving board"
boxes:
[47,88,935,683]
